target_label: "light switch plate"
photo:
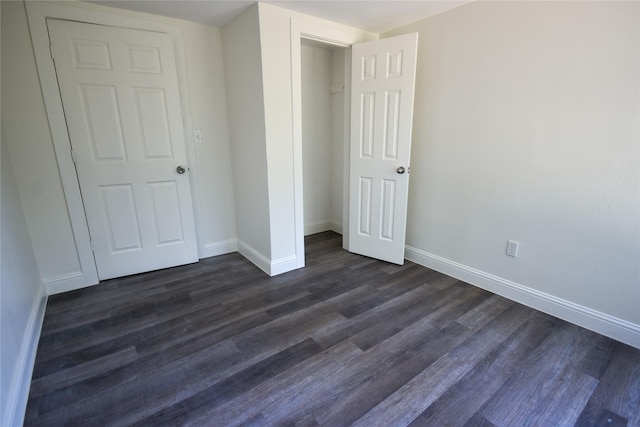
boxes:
[193,129,202,144]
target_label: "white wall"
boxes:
[1,131,46,426]
[301,42,346,236]
[385,1,640,344]
[221,4,272,263]
[301,43,333,235]
[256,3,299,267]
[2,1,237,292]
[220,3,373,273]
[179,12,237,258]
[255,3,375,271]
[2,1,80,283]
[330,48,346,231]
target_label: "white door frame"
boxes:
[290,18,377,267]
[26,2,201,294]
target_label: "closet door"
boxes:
[348,33,418,264]
[49,19,198,280]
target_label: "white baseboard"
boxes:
[45,271,97,296]
[270,255,298,276]
[304,220,332,236]
[199,238,238,259]
[329,221,343,235]
[237,240,271,275]
[405,246,640,350]
[304,220,342,236]
[45,239,239,295]
[237,239,298,277]
[3,288,47,427]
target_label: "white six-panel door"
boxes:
[349,33,418,264]
[48,19,198,280]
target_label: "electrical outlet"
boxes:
[506,240,519,257]
[193,129,202,144]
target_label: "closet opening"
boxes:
[300,39,348,249]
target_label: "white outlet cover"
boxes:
[193,129,202,144]
[506,240,519,257]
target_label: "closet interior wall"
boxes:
[301,41,346,236]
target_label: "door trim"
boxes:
[26,1,199,294]
[290,18,377,267]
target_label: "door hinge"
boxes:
[70,149,76,163]
[49,44,55,61]
[89,240,95,252]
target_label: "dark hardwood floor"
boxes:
[25,232,640,426]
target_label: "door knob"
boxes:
[176,166,186,174]
[396,166,406,174]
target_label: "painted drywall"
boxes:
[1,131,45,426]
[1,1,80,282]
[301,42,346,235]
[256,3,298,264]
[180,18,237,256]
[385,1,640,327]
[220,3,374,272]
[330,48,346,232]
[221,4,272,261]
[301,43,332,234]
[2,1,237,290]
[255,3,375,268]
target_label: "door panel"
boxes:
[360,93,375,157]
[383,90,401,159]
[101,184,142,252]
[135,88,174,158]
[71,39,111,69]
[48,19,198,280]
[148,181,184,245]
[349,33,418,265]
[126,45,162,73]
[380,179,396,240]
[80,84,127,161]
[358,177,373,236]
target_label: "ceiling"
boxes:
[89,1,471,33]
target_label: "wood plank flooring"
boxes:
[25,232,640,426]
